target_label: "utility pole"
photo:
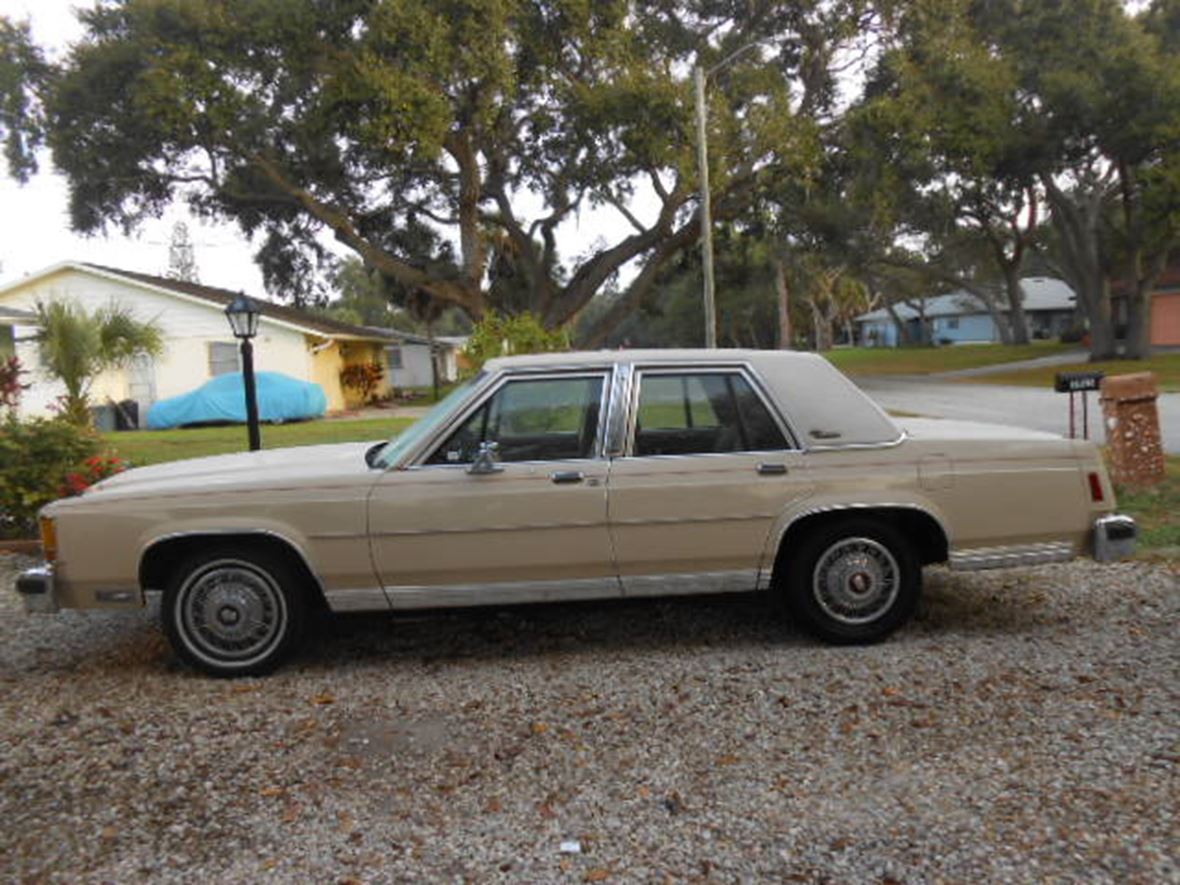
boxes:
[694,65,717,349]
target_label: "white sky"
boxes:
[0,0,642,301]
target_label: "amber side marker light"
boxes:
[1088,472,1105,503]
[39,517,57,562]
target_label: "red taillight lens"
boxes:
[1088,472,1105,503]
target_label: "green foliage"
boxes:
[339,360,386,403]
[0,355,28,413]
[462,311,569,375]
[16,0,857,339]
[34,299,164,425]
[0,415,101,538]
[0,15,47,181]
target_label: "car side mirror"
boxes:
[466,441,503,475]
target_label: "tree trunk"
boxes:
[772,255,792,349]
[1123,286,1151,359]
[884,301,912,346]
[426,318,439,401]
[1040,173,1118,360]
[1002,267,1029,345]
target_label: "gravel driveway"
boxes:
[1,554,1177,882]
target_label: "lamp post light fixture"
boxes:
[694,41,767,349]
[225,293,262,452]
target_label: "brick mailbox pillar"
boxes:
[1100,372,1165,487]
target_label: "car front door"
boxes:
[607,366,812,596]
[368,370,620,608]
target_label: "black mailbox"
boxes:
[1054,371,1105,393]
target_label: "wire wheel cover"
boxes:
[812,537,900,625]
[178,561,287,665]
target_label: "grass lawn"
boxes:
[825,342,1074,376]
[102,416,416,466]
[964,352,1180,392]
[1116,455,1180,556]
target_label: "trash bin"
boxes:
[89,404,116,433]
[1100,372,1165,487]
[113,399,139,431]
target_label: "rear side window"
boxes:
[633,371,788,456]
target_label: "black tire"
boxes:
[780,519,920,644]
[162,545,307,677]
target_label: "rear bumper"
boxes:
[15,565,59,614]
[1093,514,1138,562]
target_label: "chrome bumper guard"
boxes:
[1093,515,1138,562]
[15,565,59,614]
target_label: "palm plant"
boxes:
[34,299,164,425]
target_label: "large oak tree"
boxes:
[2,0,880,341]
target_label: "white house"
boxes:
[0,262,464,422]
[856,277,1078,347]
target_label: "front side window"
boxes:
[427,374,605,465]
[633,371,788,456]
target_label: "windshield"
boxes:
[372,373,486,469]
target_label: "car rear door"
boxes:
[606,365,812,595]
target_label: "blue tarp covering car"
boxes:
[146,372,328,429]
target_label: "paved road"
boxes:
[857,376,1180,454]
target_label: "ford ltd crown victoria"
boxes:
[16,350,1137,676]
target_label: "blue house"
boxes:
[855,277,1077,347]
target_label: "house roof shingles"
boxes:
[856,277,1077,324]
[80,263,436,345]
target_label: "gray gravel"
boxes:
[1,553,1177,883]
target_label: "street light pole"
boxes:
[239,336,261,451]
[225,293,262,452]
[694,65,717,350]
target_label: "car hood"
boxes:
[78,441,381,501]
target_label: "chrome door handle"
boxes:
[757,463,788,476]
[550,470,585,484]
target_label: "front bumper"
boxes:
[15,565,59,614]
[1094,514,1138,562]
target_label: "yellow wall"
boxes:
[309,338,393,411]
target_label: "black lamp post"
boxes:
[225,293,262,452]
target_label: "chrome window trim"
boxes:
[603,362,634,457]
[623,363,802,459]
[805,432,909,453]
[406,369,614,469]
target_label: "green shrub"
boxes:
[340,360,386,403]
[461,311,569,376]
[0,416,103,538]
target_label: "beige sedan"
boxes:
[17,350,1136,676]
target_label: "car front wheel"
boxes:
[163,547,306,677]
[782,519,920,644]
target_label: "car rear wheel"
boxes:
[163,547,307,677]
[781,519,920,643]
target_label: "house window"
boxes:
[387,344,404,370]
[208,342,241,377]
[947,317,960,330]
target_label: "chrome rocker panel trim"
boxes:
[330,570,764,613]
[949,541,1075,572]
[383,576,623,610]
